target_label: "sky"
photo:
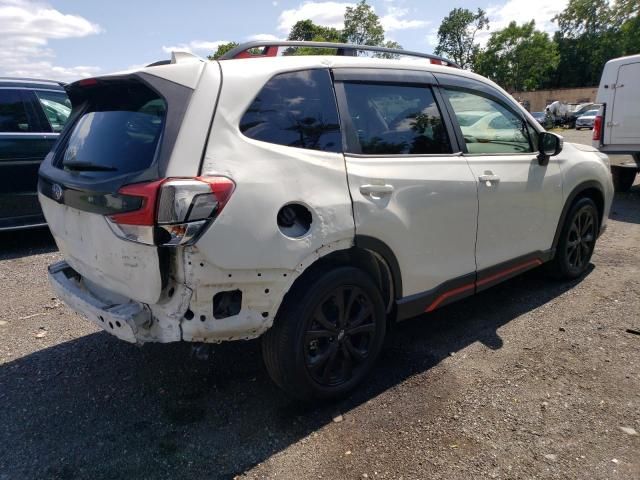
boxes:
[0,0,569,81]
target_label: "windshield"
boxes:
[61,82,166,174]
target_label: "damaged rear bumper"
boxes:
[48,261,184,343]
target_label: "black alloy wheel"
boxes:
[549,197,599,279]
[565,205,597,272]
[304,286,376,387]
[262,266,386,400]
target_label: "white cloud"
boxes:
[380,6,429,32]
[480,0,568,44]
[425,30,438,48]
[278,1,429,37]
[247,33,282,41]
[0,0,102,81]
[277,2,353,33]
[162,40,230,55]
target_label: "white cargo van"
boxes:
[594,54,640,192]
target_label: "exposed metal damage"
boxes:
[177,238,353,343]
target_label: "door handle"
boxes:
[478,174,500,186]
[359,184,394,196]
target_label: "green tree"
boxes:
[288,19,342,42]
[475,21,559,92]
[434,8,489,69]
[376,40,403,59]
[615,0,640,53]
[286,6,402,57]
[207,42,239,60]
[550,0,639,87]
[342,0,385,46]
[554,0,613,36]
[285,19,343,55]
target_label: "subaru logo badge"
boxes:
[52,184,63,202]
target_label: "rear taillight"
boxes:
[106,177,235,246]
[593,115,603,142]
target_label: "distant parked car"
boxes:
[568,103,599,128]
[531,111,551,128]
[575,109,599,130]
[0,78,70,231]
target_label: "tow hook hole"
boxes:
[108,321,114,329]
[257,272,262,277]
[99,316,104,323]
[199,262,204,267]
[115,321,121,328]
[264,288,270,294]
[228,274,232,278]
[261,312,269,318]
[283,273,287,277]
[184,309,195,321]
[200,315,206,322]
[213,290,242,319]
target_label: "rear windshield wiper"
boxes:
[64,161,118,172]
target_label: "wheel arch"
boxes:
[552,180,605,251]
[277,236,402,322]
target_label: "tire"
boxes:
[611,166,637,193]
[262,266,386,401]
[548,197,599,279]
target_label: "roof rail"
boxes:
[0,77,66,87]
[219,41,461,68]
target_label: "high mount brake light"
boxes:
[106,177,235,246]
[593,115,603,142]
[78,78,99,87]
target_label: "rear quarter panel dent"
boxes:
[180,238,353,342]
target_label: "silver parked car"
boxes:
[575,109,599,130]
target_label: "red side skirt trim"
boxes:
[424,258,543,313]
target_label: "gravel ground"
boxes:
[0,130,638,479]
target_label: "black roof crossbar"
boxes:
[219,41,461,68]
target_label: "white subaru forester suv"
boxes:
[39,42,613,400]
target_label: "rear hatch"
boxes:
[38,63,204,304]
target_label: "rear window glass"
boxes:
[239,69,341,153]
[0,89,32,133]
[35,90,71,132]
[61,82,166,174]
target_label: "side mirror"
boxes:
[538,132,563,166]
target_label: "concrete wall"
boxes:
[510,87,598,112]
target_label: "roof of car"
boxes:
[217,54,494,85]
[96,51,502,92]
[0,77,66,90]
[89,51,512,110]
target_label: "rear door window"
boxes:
[240,69,341,153]
[0,90,33,133]
[60,82,166,174]
[35,90,71,132]
[340,82,451,155]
